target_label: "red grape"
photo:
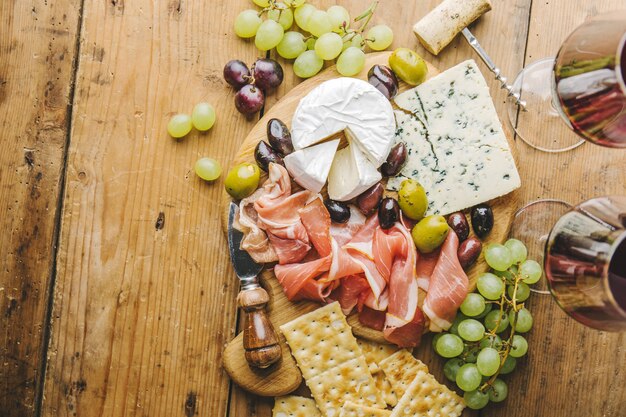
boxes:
[224,59,251,90]
[235,84,264,115]
[252,58,284,91]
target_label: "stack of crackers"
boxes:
[272,302,465,417]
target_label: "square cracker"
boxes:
[273,396,321,417]
[307,356,386,417]
[373,371,397,407]
[389,369,465,417]
[279,302,361,381]
[339,401,392,417]
[379,350,429,399]
[357,339,399,374]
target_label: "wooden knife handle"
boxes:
[237,287,281,369]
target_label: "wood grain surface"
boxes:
[0,1,81,416]
[0,0,624,417]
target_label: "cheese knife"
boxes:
[227,202,282,369]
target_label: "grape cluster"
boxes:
[224,58,284,116]
[234,0,394,79]
[432,238,542,410]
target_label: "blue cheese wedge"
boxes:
[387,59,521,216]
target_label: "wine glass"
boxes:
[511,196,626,331]
[507,12,626,152]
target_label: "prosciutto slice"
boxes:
[422,232,469,331]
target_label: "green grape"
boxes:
[167,113,192,138]
[194,157,222,181]
[366,24,394,51]
[484,244,514,271]
[307,10,331,37]
[477,272,505,300]
[336,46,365,76]
[460,293,486,317]
[435,334,464,358]
[520,259,542,284]
[327,5,350,32]
[475,302,493,319]
[349,33,364,49]
[255,19,284,51]
[479,334,502,350]
[443,358,464,382]
[192,102,216,131]
[510,307,533,333]
[464,390,490,410]
[305,37,316,50]
[315,32,343,60]
[509,334,528,358]
[252,0,270,7]
[268,4,294,31]
[293,50,323,78]
[507,282,530,302]
[277,31,306,59]
[505,238,528,263]
[294,4,316,31]
[431,332,444,351]
[476,347,500,376]
[285,0,305,7]
[456,363,482,392]
[493,267,516,282]
[458,319,485,342]
[500,355,516,375]
[234,9,262,38]
[488,379,508,403]
[462,344,478,363]
[484,310,509,333]
[449,313,468,335]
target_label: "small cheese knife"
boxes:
[227,202,282,369]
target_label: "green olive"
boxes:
[225,162,260,200]
[398,179,428,221]
[411,215,450,253]
[388,48,428,86]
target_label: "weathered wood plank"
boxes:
[229,0,532,415]
[42,1,259,416]
[482,1,626,416]
[0,1,80,415]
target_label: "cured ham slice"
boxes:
[330,206,366,246]
[331,275,371,314]
[274,256,332,301]
[251,163,312,264]
[358,306,386,331]
[299,198,331,257]
[235,188,278,264]
[415,251,439,291]
[422,232,469,332]
[383,306,425,348]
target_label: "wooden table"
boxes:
[1,0,625,416]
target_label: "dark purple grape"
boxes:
[235,84,264,115]
[380,142,407,177]
[267,118,294,155]
[324,199,351,224]
[224,60,251,90]
[253,58,284,91]
[255,141,284,171]
[368,65,399,99]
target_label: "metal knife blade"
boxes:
[227,202,263,289]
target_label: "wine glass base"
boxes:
[509,199,573,294]
[507,58,586,153]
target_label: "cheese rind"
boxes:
[284,139,339,193]
[327,144,382,202]
[291,78,396,166]
[388,60,521,216]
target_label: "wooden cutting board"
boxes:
[220,51,519,396]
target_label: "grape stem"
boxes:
[479,267,526,392]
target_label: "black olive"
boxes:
[447,212,470,242]
[471,204,494,239]
[380,142,408,177]
[378,198,400,229]
[267,118,294,155]
[254,141,284,172]
[324,199,351,223]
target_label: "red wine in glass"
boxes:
[545,196,626,331]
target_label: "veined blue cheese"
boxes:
[387,59,521,216]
